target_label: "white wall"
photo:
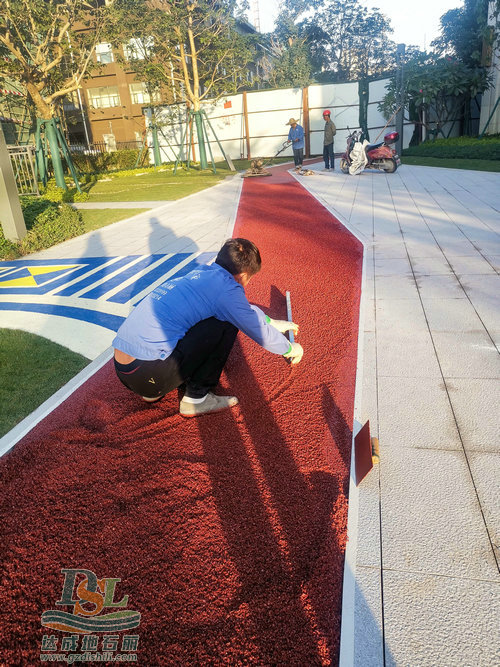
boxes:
[153,79,416,163]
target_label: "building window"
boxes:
[124,37,153,60]
[129,82,160,105]
[95,42,114,63]
[87,86,121,108]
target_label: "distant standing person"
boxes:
[322,110,336,171]
[286,117,304,172]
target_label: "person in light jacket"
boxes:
[286,117,305,171]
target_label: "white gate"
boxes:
[7,145,39,195]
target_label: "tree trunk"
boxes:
[25,82,54,119]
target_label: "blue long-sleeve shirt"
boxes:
[112,263,291,360]
[288,124,304,150]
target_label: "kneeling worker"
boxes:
[113,238,303,417]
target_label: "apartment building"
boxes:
[66,19,260,148]
[64,37,165,147]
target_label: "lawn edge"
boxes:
[0,347,113,457]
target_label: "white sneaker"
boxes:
[179,392,239,417]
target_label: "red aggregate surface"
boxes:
[0,164,363,666]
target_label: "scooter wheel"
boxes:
[382,158,397,173]
[340,158,349,174]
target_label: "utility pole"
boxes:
[0,127,27,241]
[395,43,405,157]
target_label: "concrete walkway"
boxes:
[295,163,499,666]
[1,164,499,664]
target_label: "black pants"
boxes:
[323,143,334,168]
[114,318,238,400]
[293,148,304,167]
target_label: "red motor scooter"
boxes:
[340,128,401,174]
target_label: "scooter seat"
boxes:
[365,141,384,152]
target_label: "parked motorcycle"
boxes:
[340,128,401,174]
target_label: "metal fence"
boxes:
[68,140,143,155]
[7,144,38,195]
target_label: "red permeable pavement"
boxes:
[0,165,363,666]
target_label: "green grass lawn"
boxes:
[80,208,149,232]
[402,156,500,172]
[83,158,293,202]
[0,329,89,438]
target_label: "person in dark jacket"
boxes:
[322,110,336,171]
[113,238,303,417]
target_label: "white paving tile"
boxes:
[377,332,441,378]
[432,331,500,379]
[383,570,500,667]
[373,243,408,259]
[380,448,499,579]
[445,378,500,452]
[376,299,428,336]
[467,452,500,565]
[353,566,384,667]
[378,376,462,451]
[411,256,453,275]
[448,254,498,276]
[484,254,500,272]
[374,258,412,276]
[416,274,466,300]
[375,275,420,300]
[422,298,487,333]
[405,241,446,259]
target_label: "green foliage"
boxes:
[379,55,492,137]
[0,1,114,118]
[261,7,318,88]
[309,0,397,82]
[71,149,150,174]
[39,182,90,204]
[403,135,500,159]
[19,204,84,254]
[0,229,21,260]
[19,197,54,227]
[110,0,259,108]
[0,198,84,259]
[431,0,497,67]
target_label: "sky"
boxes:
[254,0,463,52]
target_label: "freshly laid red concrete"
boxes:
[0,165,362,665]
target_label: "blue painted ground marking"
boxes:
[55,257,140,296]
[80,254,165,300]
[0,302,125,331]
[0,252,217,333]
[0,258,110,295]
[107,253,191,304]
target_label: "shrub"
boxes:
[0,227,21,260]
[71,148,150,174]
[403,135,500,160]
[19,204,84,254]
[39,182,90,203]
[20,197,55,228]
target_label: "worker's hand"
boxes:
[283,342,304,365]
[269,318,299,335]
